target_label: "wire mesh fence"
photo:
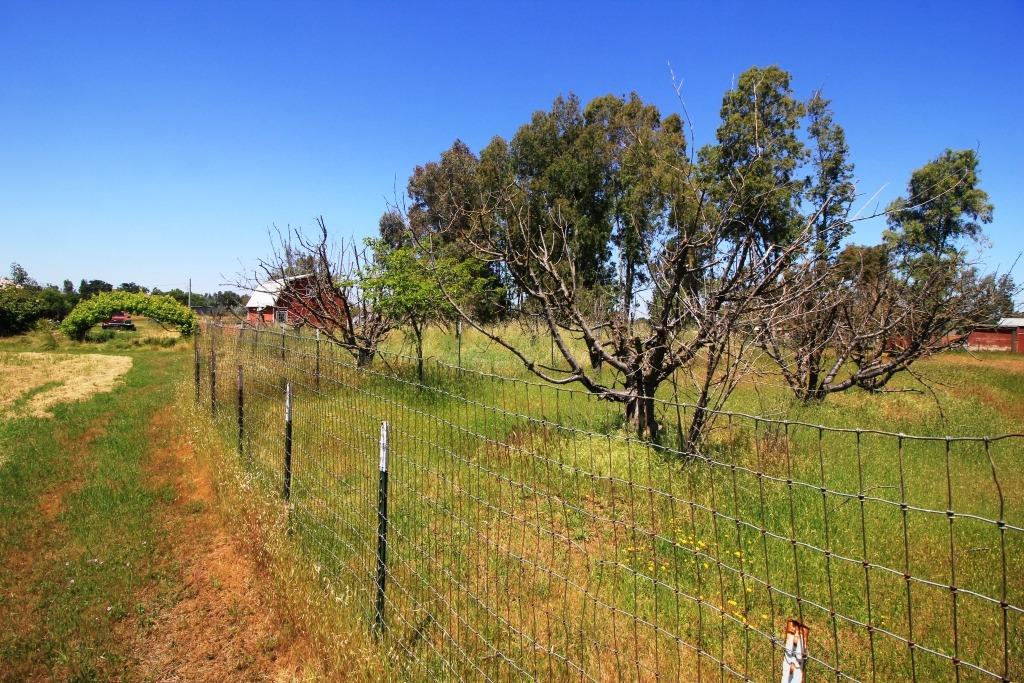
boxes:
[194,321,1023,682]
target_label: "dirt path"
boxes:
[124,407,316,682]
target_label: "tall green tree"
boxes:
[507,94,613,288]
[475,93,689,370]
[406,140,509,322]
[118,282,147,293]
[884,148,993,259]
[9,263,36,288]
[583,93,687,327]
[755,91,858,401]
[700,65,807,245]
[79,279,113,299]
[805,90,856,246]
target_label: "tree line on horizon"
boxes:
[0,264,243,336]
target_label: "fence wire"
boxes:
[195,322,1023,682]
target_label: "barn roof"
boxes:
[998,317,1024,328]
[244,274,311,309]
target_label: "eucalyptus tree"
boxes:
[406,141,510,323]
[754,90,858,401]
[884,149,993,258]
[411,68,828,445]
[699,65,808,246]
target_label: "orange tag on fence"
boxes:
[780,619,809,683]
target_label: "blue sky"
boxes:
[2,1,1022,298]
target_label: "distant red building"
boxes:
[244,274,345,328]
[967,318,1023,353]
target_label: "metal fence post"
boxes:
[374,420,390,636]
[282,382,293,500]
[209,330,217,417]
[280,329,286,362]
[315,327,321,389]
[193,328,200,403]
[237,364,244,457]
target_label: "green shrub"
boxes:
[148,337,178,348]
[60,292,197,341]
[0,287,45,336]
[34,319,61,350]
[36,288,74,321]
[84,328,116,343]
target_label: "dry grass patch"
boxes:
[0,352,133,419]
[123,406,320,682]
[924,351,1024,374]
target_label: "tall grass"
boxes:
[197,323,1023,681]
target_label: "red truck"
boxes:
[101,311,136,330]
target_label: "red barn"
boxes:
[245,274,346,328]
[967,318,1024,353]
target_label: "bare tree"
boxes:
[422,177,823,445]
[247,217,395,366]
[760,245,1012,402]
[760,148,1011,402]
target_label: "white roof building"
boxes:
[245,279,287,310]
[244,274,310,310]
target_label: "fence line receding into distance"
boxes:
[194,321,1023,682]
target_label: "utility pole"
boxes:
[188,278,192,308]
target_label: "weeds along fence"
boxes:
[194,322,1023,682]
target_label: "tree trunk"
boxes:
[799,362,828,403]
[686,381,714,451]
[357,347,374,367]
[804,349,824,402]
[623,377,659,443]
[803,383,827,403]
[414,323,424,383]
[625,392,637,425]
[623,258,635,329]
[588,346,603,371]
[687,406,708,451]
[642,393,658,443]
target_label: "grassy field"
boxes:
[196,322,1023,682]
[0,318,184,353]
[376,322,1024,436]
[3,320,1020,681]
[0,326,325,682]
[0,337,183,680]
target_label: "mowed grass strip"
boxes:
[0,350,184,682]
[0,352,133,420]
